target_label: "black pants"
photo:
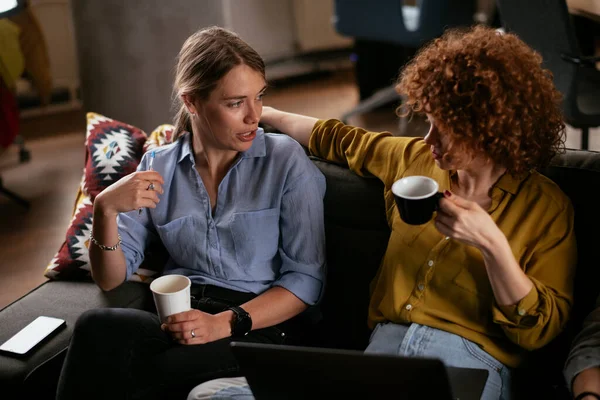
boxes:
[56,285,292,400]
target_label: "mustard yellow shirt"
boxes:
[309,119,577,367]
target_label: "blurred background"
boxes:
[0,0,598,308]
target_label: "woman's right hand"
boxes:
[94,170,164,217]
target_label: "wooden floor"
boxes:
[0,68,594,310]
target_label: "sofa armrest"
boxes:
[0,280,152,394]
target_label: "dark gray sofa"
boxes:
[1,151,600,399]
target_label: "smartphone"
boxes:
[0,316,66,356]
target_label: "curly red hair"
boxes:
[397,25,565,175]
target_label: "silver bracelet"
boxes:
[89,233,122,251]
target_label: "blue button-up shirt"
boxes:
[118,129,326,305]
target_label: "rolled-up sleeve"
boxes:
[116,152,159,280]
[491,202,577,350]
[272,172,326,305]
[118,210,155,280]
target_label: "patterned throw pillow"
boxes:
[83,113,147,199]
[143,124,175,153]
[45,113,174,282]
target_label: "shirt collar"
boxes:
[494,170,529,195]
[446,168,527,196]
[177,128,267,164]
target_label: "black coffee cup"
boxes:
[391,176,443,225]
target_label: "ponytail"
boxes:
[173,104,191,141]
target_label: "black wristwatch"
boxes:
[229,306,252,337]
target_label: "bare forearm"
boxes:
[239,286,308,330]
[573,367,600,399]
[261,106,318,147]
[481,233,533,306]
[89,203,127,291]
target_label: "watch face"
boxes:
[233,309,252,337]
[235,314,252,336]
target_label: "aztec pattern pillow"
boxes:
[83,113,147,199]
[45,113,174,282]
[143,124,175,153]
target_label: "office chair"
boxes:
[496,0,600,150]
[333,0,477,123]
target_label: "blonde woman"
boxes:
[56,26,326,400]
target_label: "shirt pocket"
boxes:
[230,208,280,270]
[452,261,494,300]
[450,263,495,329]
[155,215,201,271]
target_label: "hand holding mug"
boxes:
[161,309,233,345]
[434,191,502,250]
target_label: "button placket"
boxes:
[208,222,218,249]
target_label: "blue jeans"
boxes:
[366,322,512,400]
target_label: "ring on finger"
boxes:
[147,183,155,191]
[191,329,196,338]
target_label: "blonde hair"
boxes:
[172,26,265,140]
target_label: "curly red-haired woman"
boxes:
[257,25,576,400]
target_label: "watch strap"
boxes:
[229,306,249,319]
[228,306,252,337]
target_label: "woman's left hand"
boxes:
[434,191,502,251]
[161,309,233,345]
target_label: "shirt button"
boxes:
[427,260,434,267]
[417,284,425,291]
[445,236,450,240]
[405,304,412,311]
[518,308,526,316]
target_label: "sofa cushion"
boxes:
[0,280,153,394]
[536,149,600,347]
[83,112,148,199]
[44,114,171,283]
[44,188,93,281]
[310,158,390,350]
[496,149,600,397]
